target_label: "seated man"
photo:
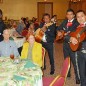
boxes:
[21,33,42,67]
[0,29,19,57]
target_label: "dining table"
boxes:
[0,57,43,86]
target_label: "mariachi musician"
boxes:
[57,9,80,84]
[70,10,86,86]
[39,13,56,75]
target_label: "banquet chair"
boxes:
[60,57,70,77]
[42,47,46,69]
[50,57,70,86]
[49,75,65,86]
[43,77,54,86]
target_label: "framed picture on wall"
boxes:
[0,0,3,3]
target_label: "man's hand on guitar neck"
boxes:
[70,37,78,45]
[64,31,70,36]
[57,31,62,36]
[42,25,47,32]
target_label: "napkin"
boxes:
[24,61,36,68]
[13,75,26,81]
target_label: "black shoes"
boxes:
[67,74,71,77]
[67,69,71,77]
[50,70,55,75]
[43,65,55,75]
[50,65,55,75]
[76,79,80,84]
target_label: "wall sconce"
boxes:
[70,0,80,3]
[44,0,47,1]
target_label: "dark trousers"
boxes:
[41,42,55,70]
[18,46,22,56]
[63,42,80,80]
[77,51,86,86]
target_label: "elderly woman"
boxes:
[21,33,42,67]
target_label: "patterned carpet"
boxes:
[43,43,80,86]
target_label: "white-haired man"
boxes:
[0,29,19,57]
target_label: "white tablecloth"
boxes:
[0,57,43,86]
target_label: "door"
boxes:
[37,2,53,22]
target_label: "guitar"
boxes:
[69,26,86,51]
[55,30,70,42]
[35,22,53,43]
[55,30,65,42]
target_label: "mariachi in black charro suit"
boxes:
[57,19,80,81]
[0,9,6,42]
[77,24,86,86]
[39,22,56,74]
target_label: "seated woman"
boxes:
[21,33,42,67]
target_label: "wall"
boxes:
[69,0,86,13]
[0,0,69,20]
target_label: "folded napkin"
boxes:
[24,61,36,68]
[13,75,26,81]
